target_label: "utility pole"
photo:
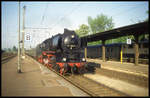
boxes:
[22,6,26,58]
[18,1,21,73]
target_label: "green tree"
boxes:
[75,24,90,37]
[8,48,11,52]
[4,48,7,51]
[88,40,102,46]
[130,10,149,42]
[88,14,114,34]
[145,10,149,21]
[87,13,115,45]
[13,46,17,52]
[111,35,134,43]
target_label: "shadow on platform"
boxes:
[22,69,41,74]
[85,62,101,74]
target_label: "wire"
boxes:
[40,3,49,25]
[48,4,82,31]
[111,4,145,18]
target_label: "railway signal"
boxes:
[22,6,26,58]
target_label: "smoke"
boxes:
[59,17,72,28]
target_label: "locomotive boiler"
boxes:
[36,28,87,75]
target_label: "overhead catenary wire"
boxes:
[87,4,146,44]
[25,3,50,50]
[28,3,144,31]
[40,3,49,25]
[48,3,82,31]
[110,3,146,18]
[88,4,146,33]
[27,3,79,35]
[27,3,146,36]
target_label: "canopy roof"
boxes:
[81,21,148,42]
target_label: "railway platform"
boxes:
[1,56,89,96]
[87,58,148,77]
[85,58,149,96]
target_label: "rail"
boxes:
[27,54,129,96]
[2,54,17,63]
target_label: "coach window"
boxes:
[123,46,125,49]
[124,45,128,49]
[140,43,143,49]
[111,48,113,52]
[129,44,133,48]
[107,48,109,52]
[143,43,148,48]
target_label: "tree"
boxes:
[87,14,115,45]
[4,48,7,51]
[111,35,134,44]
[13,46,17,52]
[140,10,149,41]
[8,48,11,52]
[88,14,114,34]
[130,10,149,42]
[75,24,90,37]
[145,10,149,22]
[106,10,149,44]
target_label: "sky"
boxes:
[1,1,149,49]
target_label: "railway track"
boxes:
[2,54,16,64]
[47,66,128,96]
[27,54,128,96]
[64,74,128,96]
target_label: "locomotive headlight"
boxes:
[63,58,66,61]
[71,35,75,38]
[82,58,86,61]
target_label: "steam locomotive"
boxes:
[36,29,88,75]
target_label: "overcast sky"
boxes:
[2,1,149,49]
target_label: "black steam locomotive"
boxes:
[36,29,88,75]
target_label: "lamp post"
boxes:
[18,1,21,73]
[22,6,26,58]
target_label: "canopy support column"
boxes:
[102,40,106,62]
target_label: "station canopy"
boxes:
[81,21,148,42]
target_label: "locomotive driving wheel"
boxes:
[60,67,64,75]
[53,64,60,72]
[71,67,74,75]
[78,67,84,74]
